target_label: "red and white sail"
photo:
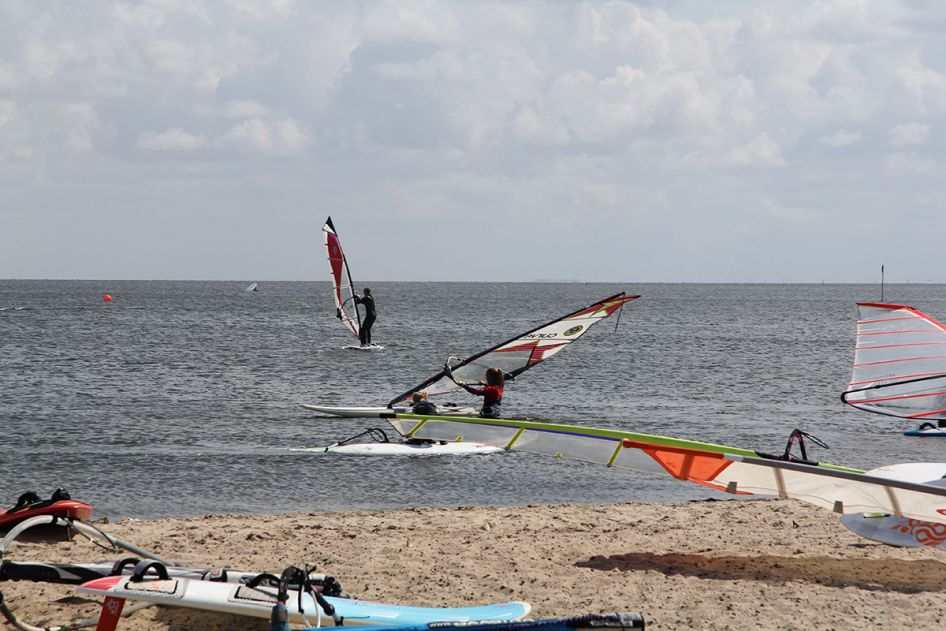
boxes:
[843,302,946,421]
[387,293,638,406]
[322,217,361,339]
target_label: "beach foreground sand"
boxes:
[3,499,945,630]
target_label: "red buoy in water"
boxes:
[103,294,112,303]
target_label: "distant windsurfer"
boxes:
[444,364,504,418]
[354,288,376,347]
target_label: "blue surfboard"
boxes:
[301,613,646,631]
[904,425,946,437]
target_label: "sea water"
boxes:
[2,280,944,520]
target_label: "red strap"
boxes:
[95,596,125,631]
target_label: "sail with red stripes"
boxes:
[842,302,946,421]
[322,217,360,339]
[387,293,638,406]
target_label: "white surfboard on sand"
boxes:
[840,463,946,548]
[79,574,531,627]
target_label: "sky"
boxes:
[1,0,945,283]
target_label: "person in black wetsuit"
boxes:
[354,288,376,347]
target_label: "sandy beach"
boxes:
[3,499,945,630]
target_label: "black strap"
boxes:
[130,559,169,582]
[246,572,281,589]
[110,557,141,576]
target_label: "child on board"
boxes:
[410,391,439,415]
[445,364,505,418]
[354,288,376,347]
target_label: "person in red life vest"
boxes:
[444,364,505,418]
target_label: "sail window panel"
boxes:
[411,419,520,445]
[851,357,946,386]
[457,357,527,381]
[855,335,946,357]
[512,430,618,465]
[848,380,946,418]
[389,419,422,436]
[858,318,931,335]
[423,378,464,399]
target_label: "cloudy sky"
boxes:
[2,1,944,282]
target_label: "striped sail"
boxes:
[843,302,946,420]
[322,217,360,339]
[386,414,946,526]
[387,293,637,406]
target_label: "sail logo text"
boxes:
[525,333,559,339]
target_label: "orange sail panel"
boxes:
[623,439,745,493]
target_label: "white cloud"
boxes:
[820,129,862,147]
[137,127,208,151]
[219,100,269,119]
[361,0,460,43]
[765,198,820,227]
[4,1,946,281]
[886,152,937,175]
[146,40,193,75]
[220,117,309,154]
[890,122,930,146]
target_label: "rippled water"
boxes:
[2,280,944,519]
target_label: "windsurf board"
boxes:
[299,612,645,631]
[79,574,531,626]
[299,404,478,418]
[291,442,503,456]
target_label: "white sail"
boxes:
[386,414,946,526]
[843,302,946,421]
[387,293,637,406]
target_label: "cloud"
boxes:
[765,198,820,227]
[890,122,930,146]
[219,117,310,155]
[218,100,269,119]
[820,129,862,147]
[4,1,946,281]
[886,151,937,175]
[137,127,207,151]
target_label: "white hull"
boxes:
[79,575,529,625]
[840,463,946,548]
[299,404,479,418]
[344,344,385,352]
[291,442,503,456]
[841,513,946,549]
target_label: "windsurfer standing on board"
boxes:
[444,364,505,418]
[354,288,376,348]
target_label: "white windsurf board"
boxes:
[79,574,530,626]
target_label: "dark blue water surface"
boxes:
[2,280,944,519]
